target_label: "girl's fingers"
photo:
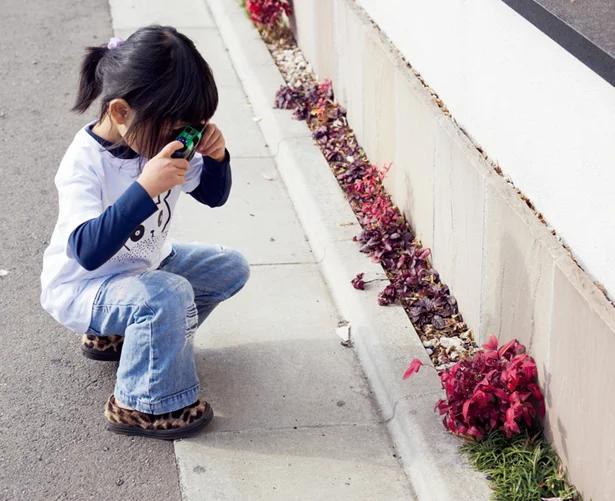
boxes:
[207,131,222,151]
[200,136,224,157]
[196,124,226,160]
[158,141,186,158]
[170,158,190,171]
[198,124,218,151]
[201,131,224,155]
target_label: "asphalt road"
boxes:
[0,2,182,500]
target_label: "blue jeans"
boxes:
[87,243,250,414]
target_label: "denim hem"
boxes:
[114,383,200,414]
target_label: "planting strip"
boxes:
[205,0,492,500]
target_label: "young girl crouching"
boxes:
[41,25,250,440]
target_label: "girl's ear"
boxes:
[108,99,132,125]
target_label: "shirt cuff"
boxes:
[202,149,231,174]
[115,181,158,224]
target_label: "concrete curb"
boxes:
[205,1,492,499]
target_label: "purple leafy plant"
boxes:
[274,79,465,339]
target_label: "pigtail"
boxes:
[72,46,107,114]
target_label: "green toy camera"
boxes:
[171,124,206,161]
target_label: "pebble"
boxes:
[270,43,316,88]
[439,337,462,350]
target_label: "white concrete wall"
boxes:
[289,2,615,498]
[354,0,615,297]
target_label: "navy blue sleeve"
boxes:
[68,182,157,271]
[189,150,232,208]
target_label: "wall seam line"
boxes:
[479,180,488,343]
[544,258,557,404]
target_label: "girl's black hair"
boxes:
[73,25,218,159]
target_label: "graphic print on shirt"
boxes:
[109,191,173,264]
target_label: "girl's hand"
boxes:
[197,123,226,162]
[137,141,190,198]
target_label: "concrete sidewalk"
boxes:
[110,1,416,499]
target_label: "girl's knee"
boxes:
[143,273,195,313]
[224,248,250,290]
[171,277,196,307]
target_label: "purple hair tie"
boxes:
[107,36,125,50]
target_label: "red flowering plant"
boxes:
[405,337,545,439]
[245,0,292,38]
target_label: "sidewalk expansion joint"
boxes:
[198,420,386,437]
[269,134,313,157]
[378,389,444,424]
[249,261,315,267]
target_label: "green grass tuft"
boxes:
[460,430,581,501]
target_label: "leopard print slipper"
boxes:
[81,334,124,361]
[104,395,213,440]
